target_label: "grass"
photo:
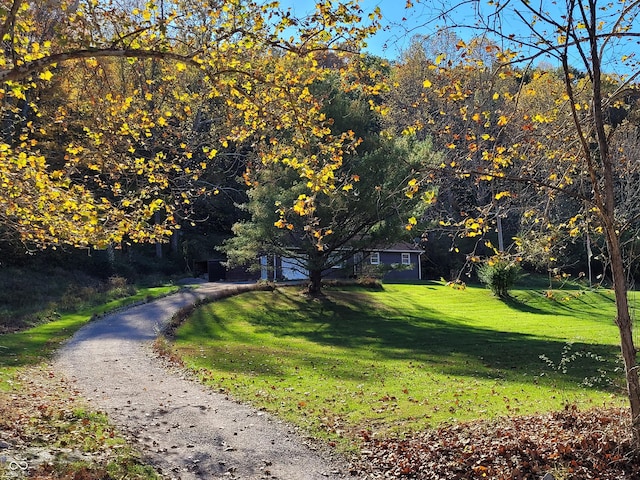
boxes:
[0,365,163,480]
[168,281,630,450]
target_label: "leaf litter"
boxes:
[0,365,158,479]
[350,404,640,479]
[4,367,639,479]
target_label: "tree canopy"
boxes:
[0,0,380,248]
[224,74,438,294]
[394,0,640,446]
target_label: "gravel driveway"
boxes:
[54,282,351,480]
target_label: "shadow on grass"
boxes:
[501,296,549,315]
[186,288,622,391]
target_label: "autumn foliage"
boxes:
[0,0,380,248]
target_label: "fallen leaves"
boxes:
[0,365,159,479]
[350,405,640,479]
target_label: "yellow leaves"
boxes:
[10,84,26,100]
[423,190,437,205]
[0,0,391,248]
[16,151,28,169]
[495,191,511,200]
[402,124,421,136]
[203,147,218,159]
[66,143,85,156]
[497,115,509,127]
[532,113,552,123]
[405,216,417,231]
[39,70,54,82]
[465,217,485,237]
[423,79,432,88]
[274,218,294,231]
[406,178,419,198]
[293,194,309,215]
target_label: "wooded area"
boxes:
[3,0,640,447]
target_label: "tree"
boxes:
[0,0,381,249]
[225,76,438,295]
[384,33,528,281]
[408,0,640,445]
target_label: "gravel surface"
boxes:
[54,282,351,480]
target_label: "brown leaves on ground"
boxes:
[0,366,157,480]
[351,405,640,479]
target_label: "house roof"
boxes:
[371,241,424,254]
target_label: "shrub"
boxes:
[477,257,521,298]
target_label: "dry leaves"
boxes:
[350,405,640,479]
[0,366,154,479]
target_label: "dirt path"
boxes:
[54,282,351,480]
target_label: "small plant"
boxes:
[477,256,521,298]
[445,279,466,290]
[539,342,619,387]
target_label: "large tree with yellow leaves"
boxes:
[0,0,380,249]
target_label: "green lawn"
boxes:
[169,282,630,449]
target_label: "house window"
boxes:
[401,253,411,265]
[370,252,380,265]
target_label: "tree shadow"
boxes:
[501,296,548,315]
[231,289,622,391]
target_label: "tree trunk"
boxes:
[307,269,323,296]
[586,14,640,445]
[154,211,163,259]
[606,230,640,446]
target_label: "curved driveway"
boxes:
[55,282,349,480]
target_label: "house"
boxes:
[356,242,424,281]
[259,242,424,282]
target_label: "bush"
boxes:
[477,257,521,298]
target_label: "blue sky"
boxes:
[277,0,434,59]
[274,1,532,60]
[276,1,640,77]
